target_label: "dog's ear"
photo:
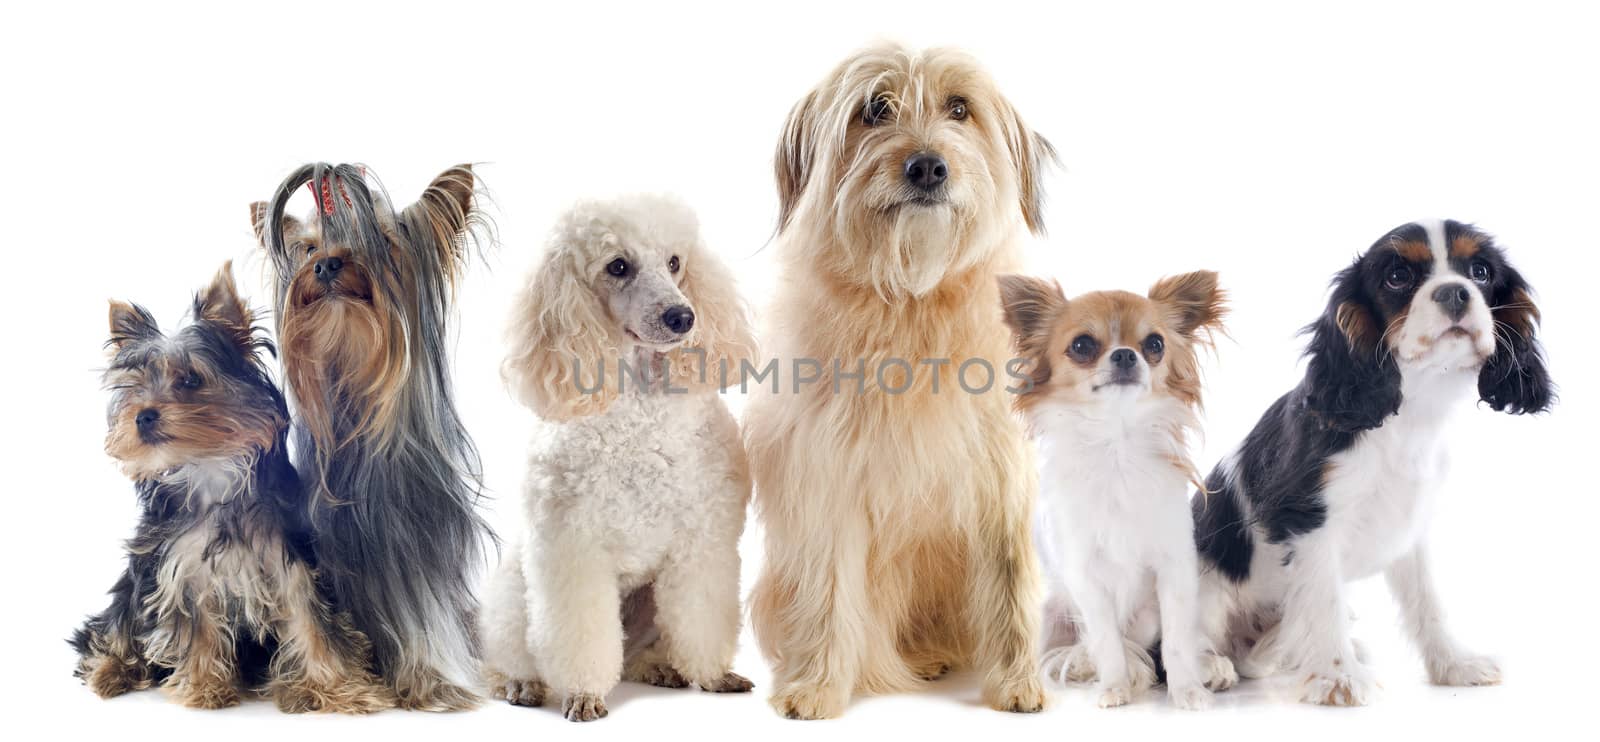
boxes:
[1302,262,1402,433]
[401,164,479,277]
[250,201,303,249]
[108,300,161,351]
[193,261,256,352]
[668,243,758,393]
[998,274,1065,353]
[502,244,620,421]
[997,102,1056,236]
[1479,264,1554,414]
[775,90,819,233]
[1149,270,1228,340]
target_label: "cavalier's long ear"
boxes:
[1302,263,1402,433]
[997,101,1057,235]
[1479,264,1554,414]
[775,90,819,233]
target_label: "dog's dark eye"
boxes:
[303,243,316,256]
[1068,334,1100,362]
[1469,260,1492,283]
[177,370,203,391]
[606,258,630,277]
[949,97,968,121]
[1142,333,1165,362]
[668,255,680,274]
[1384,265,1414,291]
[863,94,892,126]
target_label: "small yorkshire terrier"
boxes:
[72,264,389,713]
[251,163,491,710]
[999,271,1236,710]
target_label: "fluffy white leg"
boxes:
[1156,554,1215,710]
[1385,545,1500,687]
[1071,580,1137,708]
[524,534,621,721]
[654,548,751,693]
[1276,536,1374,706]
[480,540,547,707]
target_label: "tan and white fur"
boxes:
[745,44,1056,719]
[999,272,1236,710]
[483,195,758,721]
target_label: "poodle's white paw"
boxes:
[1300,666,1377,706]
[1168,683,1213,711]
[1428,654,1502,687]
[562,692,608,722]
[1203,652,1239,691]
[497,678,547,707]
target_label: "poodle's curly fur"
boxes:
[482,195,759,721]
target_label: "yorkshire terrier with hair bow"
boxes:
[251,163,492,710]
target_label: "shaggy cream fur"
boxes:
[745,44,1056,719]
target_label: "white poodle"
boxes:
[481,194,759,721]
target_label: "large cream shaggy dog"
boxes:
[745,43,1056,719]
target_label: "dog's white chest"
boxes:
[1034,405,1194,575]
[1322,376,1467,579]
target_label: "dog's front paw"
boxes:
[562,692,608,722]
[1040,644,1095,684]
[627,661,688,689]
[494,678,548,707]
[1169,683,1213,710]
[700,671,754,693]
[1428,654,1502,687]
[770,682,848,720]
[1203,652,1238,692]
[82,654,153,699]
[1095,683,1135,709]
[1300,668,1377,706]
[986,675,1046,713]
[393,675,481,712]
[168,677,240,710]
[274,679,393,714]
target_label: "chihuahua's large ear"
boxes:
[775,90,819,233]
[250,201,303,248]
[193,261,258,352]
[669,244,758,393]
[107,300,160,351]
[1479,264,1554,414]
[1149,270,1228,340]
[502,244,619,422]
[997,101,1057,235]
[1302,262,1402,433]
[998,274,1066,353]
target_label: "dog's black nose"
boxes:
[1432,282,1472,321]
[314,256,344,283]
[662,305,695,335]
[135,408,160,432]
[1110,348,1139,370]
[904,152,948,191]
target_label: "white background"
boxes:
[3,1,1596,739]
